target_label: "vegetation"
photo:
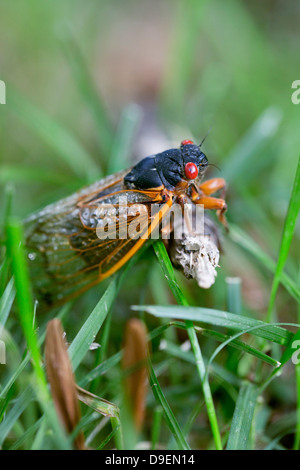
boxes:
[0,0,299,450]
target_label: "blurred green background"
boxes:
[0,0,300,450]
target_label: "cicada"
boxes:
[25,139,227,308]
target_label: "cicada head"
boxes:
[180,139,208,182]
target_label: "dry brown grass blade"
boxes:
[45,318,86,450]
[122,318,148,431]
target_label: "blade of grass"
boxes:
[0,258,10,298]
[229,224,300,304]
[89,312,113,392]
[4,221,72,448]
[148,356,190,450]
[96,424,120,450]
[149,320,278,366]
[110,416,124,450]
[135,304,294,346]
[295,361,300,450]
[3,183,15,228]
[203,323,297,381]
[267,154,300,322]
[98,312,113,364]
[79,352,122,388]
[77,389,124,451]
[9,417,43,450]
[226,277,242,315]
[278,329,300,368]
[30,419,47,450]
[0,303,70,401]
[163,334,279,368]
[294,278,300,450]
[226,382,258,450]
[0,277,15,336]
[0,351,32,401]
[76,386,119,419]
[69,243,149,371]
[258,325,300,393]
[152,240,222,450]
[68,275,122,371]
[225,277,247,374]
[5,218,47,400]
[0,386,33,447]
[151,406,163,450]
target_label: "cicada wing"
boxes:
[25,203,96,308]
[25,177,171,309]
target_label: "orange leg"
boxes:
[199,178,226,197]
[190,183,228,230]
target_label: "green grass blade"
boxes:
[226,277,242,315]
[295,362,300,450]
[164,332,279,368]
[69,245,146,371]
[9,417,43,450]
[0,386,33,446]
[133,305,293,345]
[0,277,15,336]
[295,283,300,450]
[279,328,300,367]
[96,425,120,450]
[79,352,122,388]
[226,382,258,450]
[110,416,124,450]
[152,240,222,450]
[259,326,300,394]
[229,225,300,304]
[151,406,163,450]
[5,218,73,449]
[5,218,48,399]
[0,304,70,400]
[0,352,32,400]
[68,276,122,371]
[153,240,188,306]
[148,356,190,450]
[2,183,15,228]
[267,154,300,321]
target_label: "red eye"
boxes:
[184,162,198,180]
[181,139,194,146]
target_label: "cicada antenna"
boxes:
[207,163,221,172]
[199,126,213,147]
